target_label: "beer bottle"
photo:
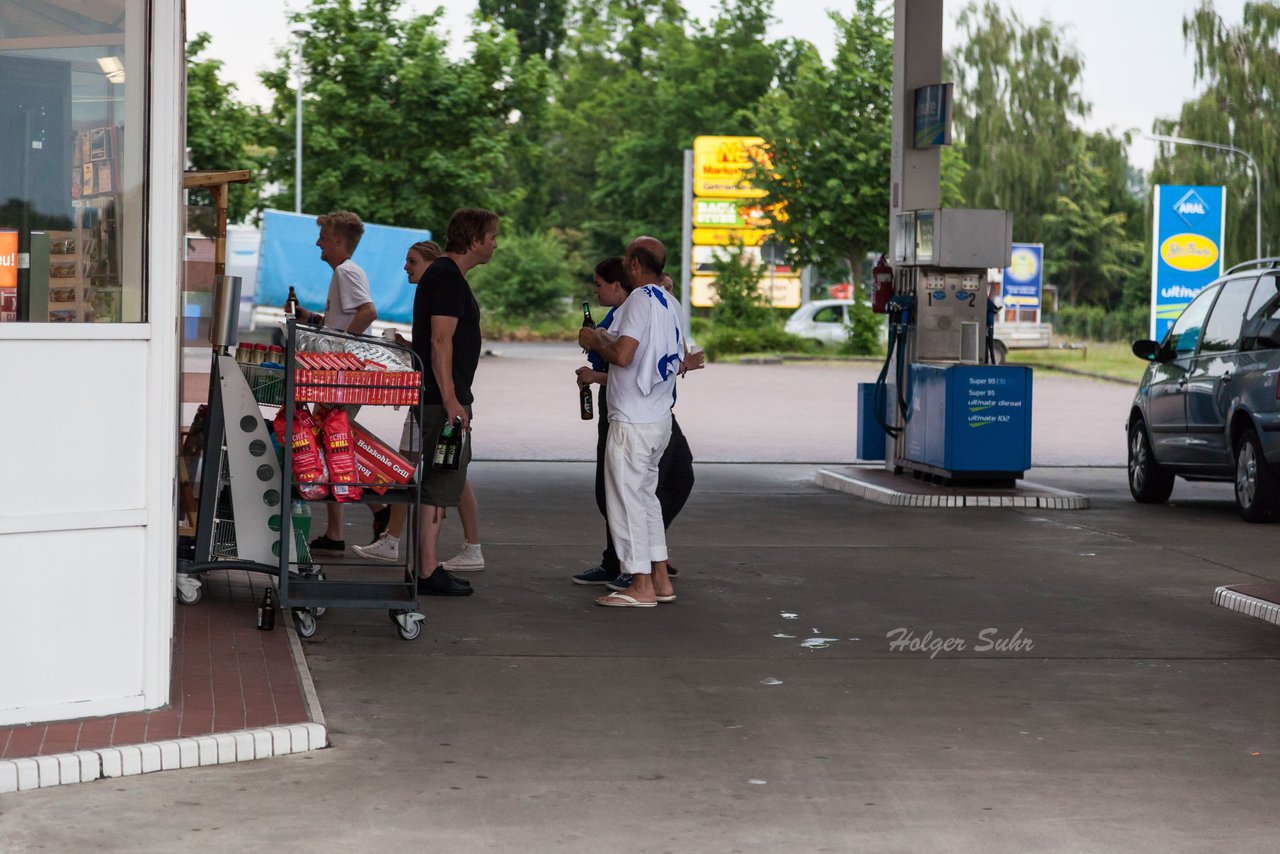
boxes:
[257,586,275,631]
[580,300,594,354]
[579,380,594,420]
[284,286,299,317]
[432,417,463,471]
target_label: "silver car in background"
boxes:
[783,299,857,346]
[1127,259,1280,521]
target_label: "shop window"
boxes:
[0,0,146,323]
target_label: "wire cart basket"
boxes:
[177,318,426,641]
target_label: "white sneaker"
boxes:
[442,541,484,572]
[352,534,400,563]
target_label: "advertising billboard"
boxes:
[1151,185,1226,340]
[1003,243,1043,310]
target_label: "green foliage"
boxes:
[840,295,883,356]
[707,245,774,330]
[701,324,817,359]
[1041,136,1145,306]
[548,0,782,268]
[747,1,893,271]
[467,230,580,322]
[940,144,970,209]
[947,1,1090,242]
[256,0,547,232]
[1152,1,1280,262]
[478,0,568,64]
[1049,303,1148,343]
[948,2,1146,310]
[185,33,269,223]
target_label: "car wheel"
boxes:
[1128,418,1174,504]
[1234,427,1279,522]
[991,339,1008,365]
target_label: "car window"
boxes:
[1200,277,1257,354]
[812,306,844,324]
[1167,284,1219,356]
[1245,273,1280,322]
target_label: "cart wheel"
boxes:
[293,609,318,638]
[313,606,327,618]
[388,609,403,626]
[394,611,425,641]
[176,577,202,606]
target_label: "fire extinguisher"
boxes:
[870,254,894,314]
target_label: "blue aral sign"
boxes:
[1150,185,1225,340]
[1003,243,1042,309]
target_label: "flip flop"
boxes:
[596,592,657,608]
[655,593,677,603]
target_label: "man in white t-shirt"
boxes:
[287,210,377,553]
[290,210,376,335]
[577,236,683,608]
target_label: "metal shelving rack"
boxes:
[177,317,426,641]
[278,318,426,640]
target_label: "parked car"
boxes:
[1127,258,1280,521]
[783,298,1008,361]
[783,299,857,346]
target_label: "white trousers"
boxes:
[604,416,672,575]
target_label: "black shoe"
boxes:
[667,564,679,578]
[371,506,391,540]
[572,566,619,586]
[419,566,474,596]
[310,534,345,554]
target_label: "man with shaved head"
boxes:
[577,236,685,607]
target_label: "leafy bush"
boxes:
[839,294,883,355]
[468,230,581,323]
[707,248,775,330]
[701,325,819,358]
[1050,304,1148,342]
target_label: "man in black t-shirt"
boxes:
[411,208,498,596]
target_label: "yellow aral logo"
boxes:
[1160,233,1219,272]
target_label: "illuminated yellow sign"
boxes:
[689,275,801,309]
[692,227,773,247]
[693,135,768,199]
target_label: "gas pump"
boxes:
[873,208,1032,484]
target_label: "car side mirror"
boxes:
[1132,339,1163,361]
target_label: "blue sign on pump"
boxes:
[913,83,952,148]
[1003,243,1042,309]
[1150,185,1225,340]
[258,210,431,324]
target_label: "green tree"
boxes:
[1041,137,1144,306]
[185,32,268,223]
[747,1,893,273]
[257,0,544,232]
[468,230,579,322]
[547,0,783,269]
[1152,1,1280,262]
[477,0,568,64]
[947,1,1090,242]
[707,245,772,330]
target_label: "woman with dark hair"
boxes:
[571,256,696,590]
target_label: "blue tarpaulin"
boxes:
[258,210,432,324]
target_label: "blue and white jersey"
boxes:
[605,284,683,424]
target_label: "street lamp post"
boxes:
[292,25,310,214]
[1147,132,1263,259]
